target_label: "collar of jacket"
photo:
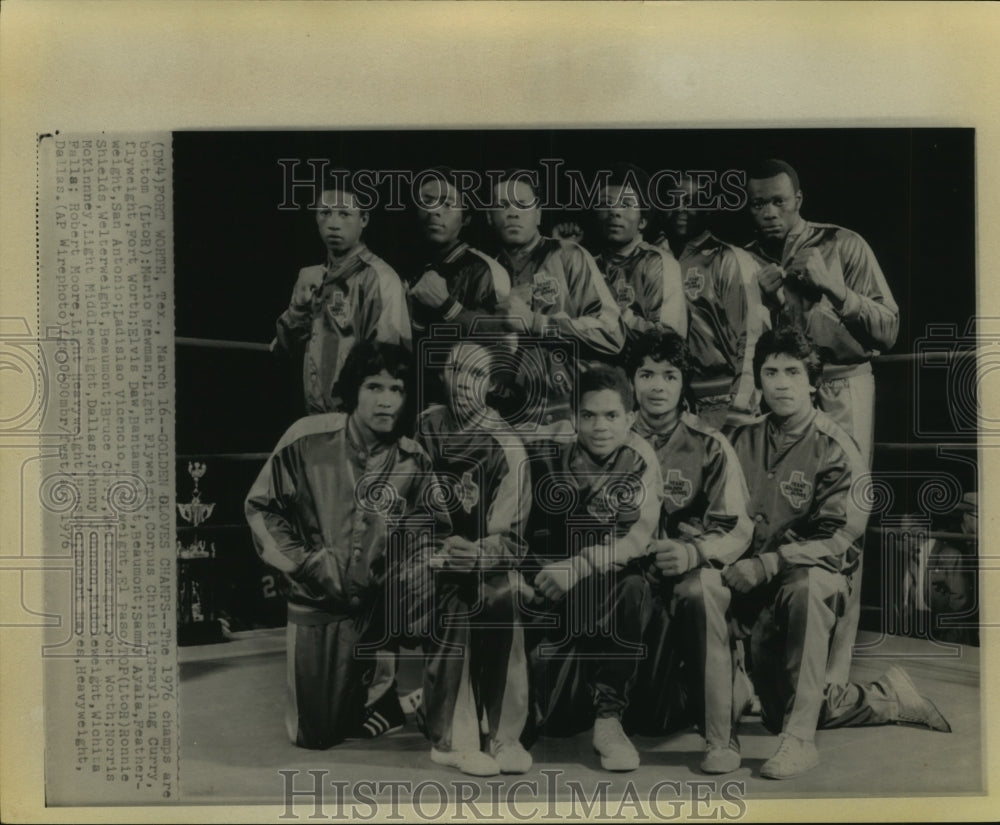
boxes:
[325,244,367,279]
[633,410,683,450]
[502,233,543,261]
[601,236,643,264]
[345,413,394,462]
[429,240,469,268]
[570,438,627,473]
[682,229,714,257]
[766,406,818,440]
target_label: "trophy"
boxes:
[177,461,221,642]
[177,461,216,531]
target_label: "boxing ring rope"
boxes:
[176,523,974,543]
[175,336,979,451]
[176,337,976,364]
[176,336,274,353]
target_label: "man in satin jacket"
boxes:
[408,167,511,350]
[487,169,626,431]
[726,326,949,780]
[621,328,753,775]
[525,364,662,772]
[413,338,534,777]
[590,164,687,346]
[245,341,450,750]
[744,157,900,698]
[275,171,412,414]
[654,173,764,430]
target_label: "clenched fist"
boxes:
[789,247,846,305]
[552,221,585,244]
[291,268,323,308]
[756,263,785,297]
[409,270,451,309]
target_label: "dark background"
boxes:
[172,129,978,637]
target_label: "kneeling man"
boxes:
[245,342,449,749]
[623,328,753,775]
[727,326,950,780]
[527,364,663,771]
[415,338,533,776]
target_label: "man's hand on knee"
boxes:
[534,556,593,602]
[722,558,768,593]
[434,535,482,571]
[650,538,698,578]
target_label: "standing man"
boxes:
[487,169,626,430]
[744,158,899,684]
[409,168,511,349]
[245,342,450,749]
[622,328,753,774]
[414,338,534,776]
[744,158,898,465]
[591,164,687,346]
[276,170,412,414]
[726,327,949,780]
[656,174,764,430]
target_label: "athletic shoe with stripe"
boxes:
[358,691,405,738]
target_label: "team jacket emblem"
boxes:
[662,469,693,508]
[683,267,705,300]
[324,289,353,331]
[780,470,813,510]
[613,280,636,309]
[455,470,479,514]
[532,271,559,307]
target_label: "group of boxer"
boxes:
[245,159,950,780]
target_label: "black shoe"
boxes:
[358,691,405,738]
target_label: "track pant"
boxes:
[625,568,737,749]
[817,366,875,687]
[738,566,899,742]
[526,568,652,740]
[285,612,373,749]
[365,651,397,706]
[284,553,433,749]
[421,571,530,753]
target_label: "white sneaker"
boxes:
[700,744,741,774]
[489,739,533,774]
[430,747,500,777]
[592,717,640,771]
[881,665,951,732]
[760,733,819,780]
